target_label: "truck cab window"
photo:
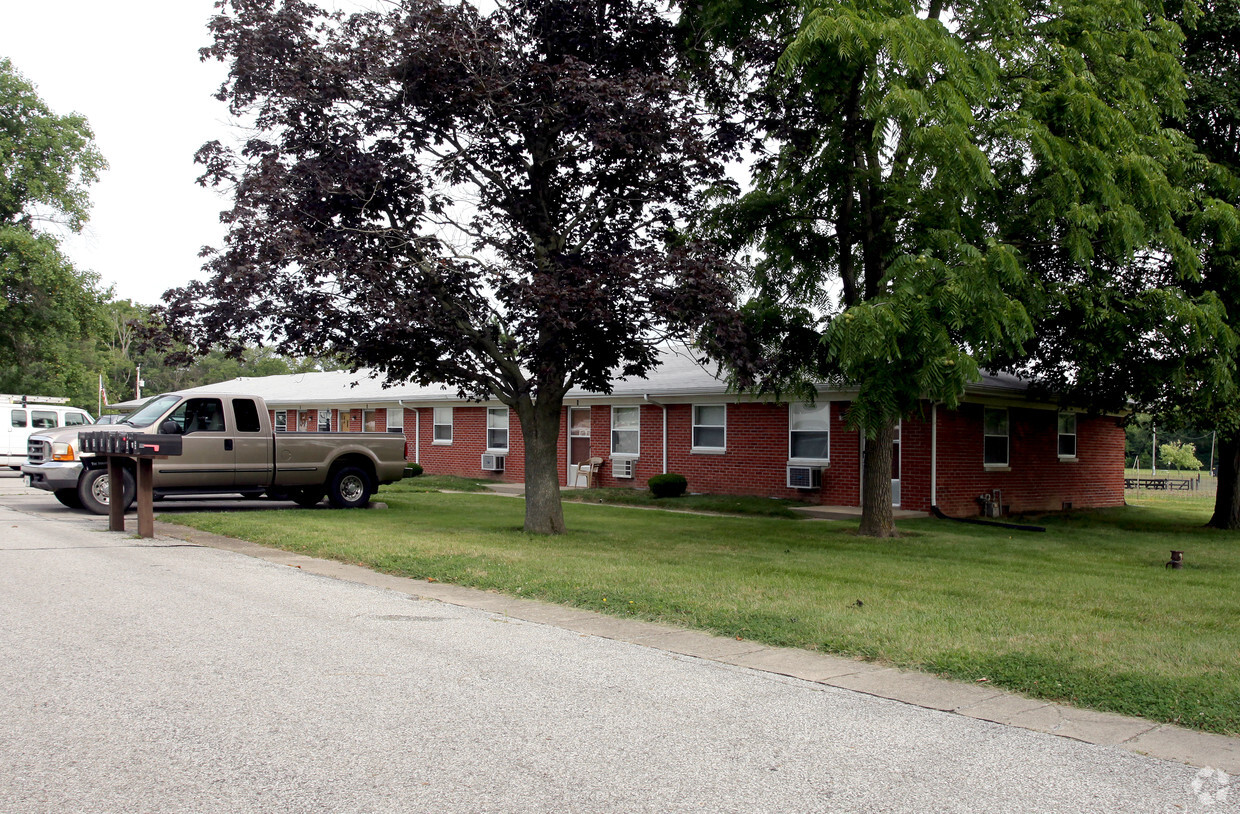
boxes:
[233,399,262,433]
[171,398,227,433]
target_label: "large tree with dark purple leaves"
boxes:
[166,0,748,533]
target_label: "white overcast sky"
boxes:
[1,0,236,306]
[3,0,740,309]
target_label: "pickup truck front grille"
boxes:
[27,438,48,465]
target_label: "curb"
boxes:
[153,519,1240,774]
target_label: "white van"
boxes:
[1,396,94,469]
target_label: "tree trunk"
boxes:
[857,422,897,537]
[1207,433,1240,530]
[517,395,567,535]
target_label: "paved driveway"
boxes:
[0,472,1232,813]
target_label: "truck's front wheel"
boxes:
[327,466,372,509]
[54,489,83,509]
[78,467,135,515]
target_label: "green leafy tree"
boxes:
[91,300,347,406]
[1011,0,1240,527]
[1160,440,1204,472]
[1172,0,1240,528]
[0,58,108,404]
[1124,416,1216,471]
[689,0,1194,535]
[165,0,748,534]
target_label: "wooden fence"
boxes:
[1124,476,1201,491]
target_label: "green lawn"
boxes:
[164,485,1240,735]
[389,474,492,493]
[560,485,807,517]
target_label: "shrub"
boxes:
[648,473,688,498]
[404,463,424,478]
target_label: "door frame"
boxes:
[567,407,591,486]
[891,420,902,508]
[858,420,902,508]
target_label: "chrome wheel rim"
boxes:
[91,475,111,505]
[339,474,365,503]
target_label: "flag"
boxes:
[99,373,108,407]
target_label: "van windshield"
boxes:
[121,395,182,428]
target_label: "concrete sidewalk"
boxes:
[157,518,1240,775]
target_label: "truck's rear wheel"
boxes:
[78,467,135,515]
[327,466,372,509]
[54,489,83,509]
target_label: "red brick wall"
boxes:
[821,404,862,506]
[285,396,1122,515]
[577,401,861,502]
[898,410,933,511]
[405,406,525,482]
[587,404,661,488]
[931,404,1125,516]
[663,403,792,496]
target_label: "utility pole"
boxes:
[135,365,143,401]
[1152,422,1157,477]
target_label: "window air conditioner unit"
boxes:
[787,465,822,490]
[481,453,505,472]
[615,458,636,479]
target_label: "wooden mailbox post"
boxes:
[78,432,183,538]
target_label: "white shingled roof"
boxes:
[112,344,1031,411]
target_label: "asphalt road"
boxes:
[0,472,1229,813]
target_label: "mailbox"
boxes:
[79,430,183,540]
[133,434,183,457]
[79,431,131,455]
[79,431,182,457]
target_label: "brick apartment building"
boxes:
[164,347,1125,517]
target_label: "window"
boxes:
[362,410,378,433]
[234,399,262,433]
[487,407,509,451]
[789,402,830,461]
[31,411,56,429]
[692,405,726,451]
[274,410,287,433]
[1058,412,1077,458]
[433,407,453,443]
[171,398,226,433]
[611,406,640,456]
[64,412,90,426]
[125,395,179,427]
[387,408,405,434]
[318,410,332,432]
[984,408,1009,466]
[10,410,26,428]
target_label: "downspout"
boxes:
[931,402,938,511]
[399,400,419,465]
[643,394,668,474]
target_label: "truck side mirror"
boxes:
[159,419,182,435]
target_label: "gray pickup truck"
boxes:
[23,392,407,513]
